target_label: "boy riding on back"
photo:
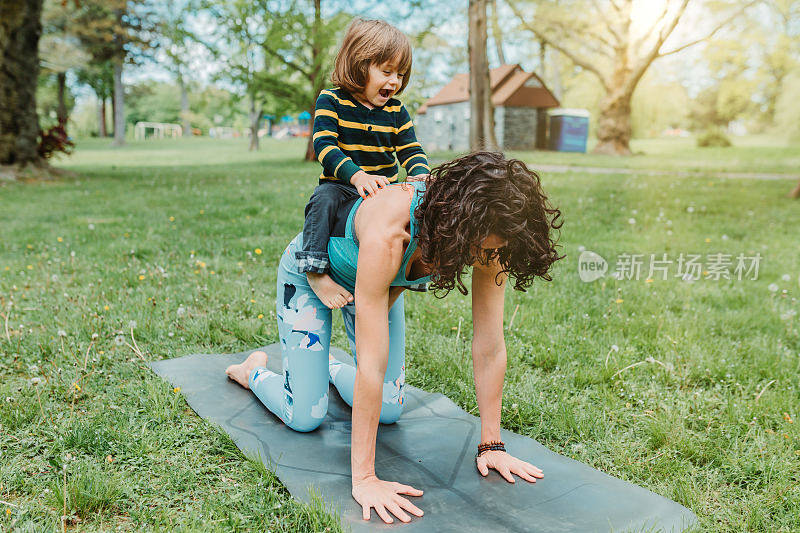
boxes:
[296,18,430,309]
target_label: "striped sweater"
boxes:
[312,87,430,184]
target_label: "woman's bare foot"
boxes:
[307,272,354,309]
[225,350,268,389]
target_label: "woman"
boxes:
[225,151,565,524]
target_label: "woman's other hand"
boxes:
[352,475,424,524]
[476,450,544,483]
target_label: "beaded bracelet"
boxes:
[475,439,506,460]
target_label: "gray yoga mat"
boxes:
[149,344,698,532]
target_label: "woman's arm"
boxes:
[471,260,544,484]
[471,260,508,443]
[351,228,404,482]
[349,189,425,524]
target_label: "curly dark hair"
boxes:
[414,151,565,296]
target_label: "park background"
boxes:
[1,0,799,531]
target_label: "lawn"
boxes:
[1,136,798,531]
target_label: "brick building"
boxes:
[415,64,560,152]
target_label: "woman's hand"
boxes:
[352,475,424,524]
[476,450,544,483]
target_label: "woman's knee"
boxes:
[286,414,325,433]
[379,402,404,425]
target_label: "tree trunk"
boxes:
[179,75,190,137]
[0,0,44,166]
[594,90,633,155]
[56,71,67,125]
[98,97,108,137]
[112,60,125,146]
[468,0,496,151]
[489,0,505,65]
[248,93,261,151]
[304,0,322,162]
[305,104,316,161]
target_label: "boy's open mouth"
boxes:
[379,89,390,98]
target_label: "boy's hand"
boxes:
[351,170,390,199]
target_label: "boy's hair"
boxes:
[331,18,412,96]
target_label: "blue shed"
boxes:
[548,109,590,153]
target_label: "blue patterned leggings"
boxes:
[248,233,406,432]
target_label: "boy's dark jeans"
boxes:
[296,180,361,274]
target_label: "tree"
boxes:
[468,0,497,151]
[75,61,113,137]
[258,0,348,160]
[155,0,202,137]
[205,0,273,151]
[72,0,156,146]
[489,0,506,64]
[0,0,45,167]
[38,0,91,134]
[507,0,755,155]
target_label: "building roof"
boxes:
[417,64,560,114]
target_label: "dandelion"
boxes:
[177,306,186,317]
[210,270,215,275]
[106,455,113,463]
[88,223,95,230]
[577,245,585,252]
[57,329,67,337]
[686,206,695,213]
[169,216,175,222]
[645,278,654,283]
[722,234,729,240]
[114,335,125,346]
[258,313,264,319]
[138,275,145,280]
[91,333,99,340]
[768,283,779,292]
[73,383,81,392]
[103,305,110,311]
[173,387,181,393]
[611,345,619,352]
[26,265,33,270]
[255,248,262,255]
[26,244,33,249]
[250,299,255,303]
[168,331,174,337]
[30,377,42,385]
[628,218,636,225]
[199,209,205,214]
[782,274,791,282]
[57,237,63,242]
[705,238,711,243]
[615,298,623,303]
[129,320,137,329]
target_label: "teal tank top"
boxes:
[328,180,432,294]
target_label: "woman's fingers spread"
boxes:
[386,501,410,523]
[500,465,515,483]
[394,483,423,496]
[396,496,424,517]
[361,503,371,521]
[515,469,538,483]
[375,504,394,524]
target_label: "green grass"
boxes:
[434,134,800,175]
[1,136,798,531]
